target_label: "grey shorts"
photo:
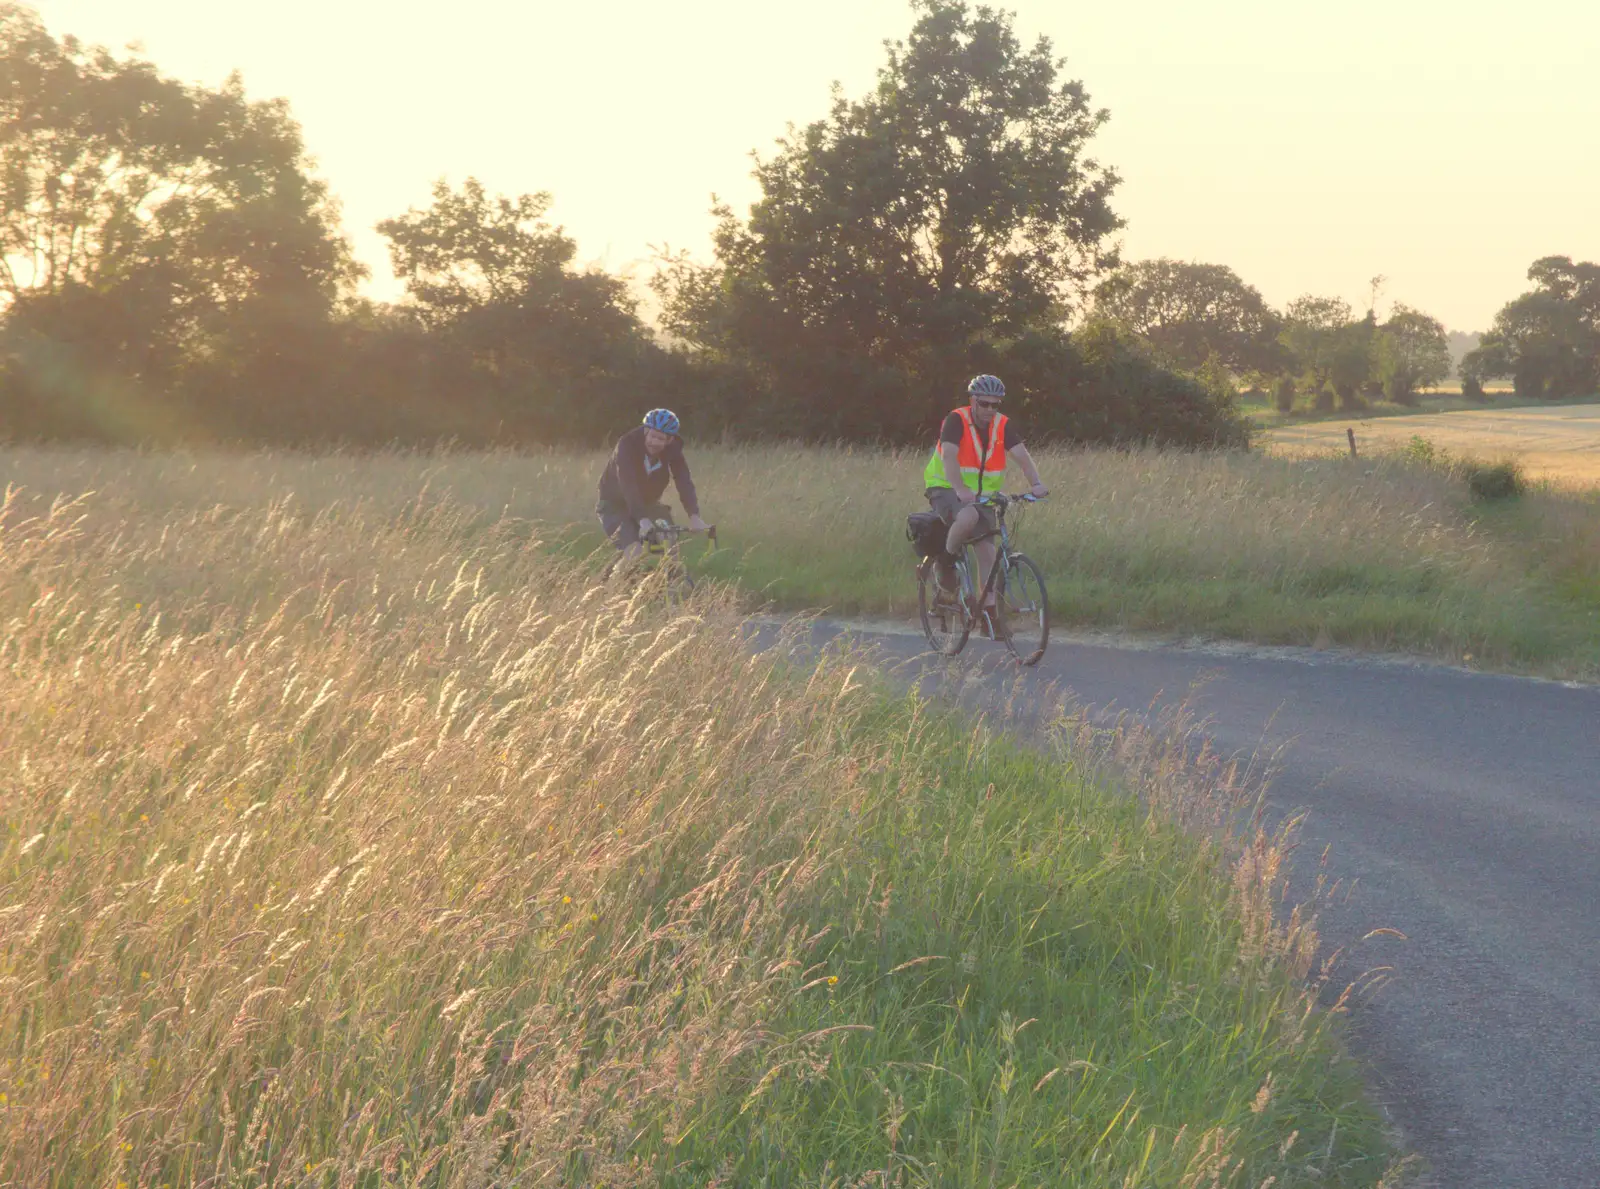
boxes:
[925,487,995,531]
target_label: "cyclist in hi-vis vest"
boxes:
[923,374,1049,614]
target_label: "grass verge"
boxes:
[4,440,1595,680]
[0,486,1394,1185]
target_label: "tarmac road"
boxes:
[769,620,1600,1188]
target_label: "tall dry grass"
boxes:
[0,470,1394,1185]
[4,441,1592,674]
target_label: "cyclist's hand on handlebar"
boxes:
[1029,483,1049,499]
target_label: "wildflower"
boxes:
[140,971,150,980]
[140,814,149,823]
[827,976,838,986]
[562,896,571,904]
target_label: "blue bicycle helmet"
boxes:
[967,374,1006,399]
[642,408,681,436]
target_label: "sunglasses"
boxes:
[974,398,1003,409]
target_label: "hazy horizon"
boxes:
[30,0,1600,332]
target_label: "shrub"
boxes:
[1461,375,1487,401]
[1464,459,1524,500]
[1400,434,1445,468]
[1273,374,1296,412]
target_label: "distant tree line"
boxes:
[0,1,1256,451]
[1090,254,1600,413]
[5,0,1591,454]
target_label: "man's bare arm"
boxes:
[1009,444,1048,495]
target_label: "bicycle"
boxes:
[914,492,1049,665]
[602,514,718,603]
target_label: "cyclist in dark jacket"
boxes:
[596,408,709,559]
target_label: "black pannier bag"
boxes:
[906,511,949,560]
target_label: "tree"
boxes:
[0,3,358,439]
[378,179,657,442]
[1280,296,1349,411]
[1091,259,1285,377]
[1462,257,1600,399]
[1277,295,1383,412]
[656,0,1124,439]
[1375,304,1451,405]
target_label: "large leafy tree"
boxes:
[1091,258,1284,377]
[1462,256,1600,399]
[657,0,1122,437]
[0,2,357,426]
[1374,304,1451,405]
[1280,296,1351,410]
[378,178,655,441]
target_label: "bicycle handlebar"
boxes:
[975,492,1046,507]
[644,520,718,547]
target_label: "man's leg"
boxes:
[944,505,1000,610]
[600,513,645,564]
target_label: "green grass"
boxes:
[639,705,1391,1187]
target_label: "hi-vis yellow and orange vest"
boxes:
[923,406,1008,494]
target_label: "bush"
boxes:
[1461,375,1487,401]
[1464,459,1524,500]
[1273,374,1296,412]
[1400,434,1445,468]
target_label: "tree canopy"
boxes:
[1375,305,1451,405]
[1463,257,1600,399]
[9,0,1571,450]
[376,178,657,440]
[1092,259,1284,377]
[654,0,1168,441]
[0,1,357,437]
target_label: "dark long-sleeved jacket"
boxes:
[596,426,700,520]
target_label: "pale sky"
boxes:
[32,0,1600,332]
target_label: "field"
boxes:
[5,439,1595,680]
[1263,402,1600,486]
[0,452,1396,1186]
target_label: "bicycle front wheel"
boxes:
[917,558,970,656]
[659,552,696,606]
[998,553,1048,665]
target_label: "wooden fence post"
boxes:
[1347,427,1358,458]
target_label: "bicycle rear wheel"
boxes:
[917,558,970,656]
[997,552,1048,665]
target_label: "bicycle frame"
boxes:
[951,494,1033,610]
[917,492,1047,664]
[601,520,716,587]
